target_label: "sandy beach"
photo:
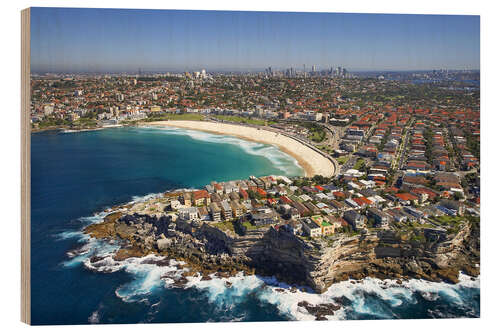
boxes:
[147,120,335,177]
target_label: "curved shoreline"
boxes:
[146,120,335,177]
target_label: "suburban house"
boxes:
[236,181,249,190]
[394,193,419,206]
[303,201,321,215]
[279,195,293,205]
[302,218,322,237]
[311,215,335,236]
[251,211,277,226]
[367,195,386,208]
[197,206,210,221]
[289,207,300,220]
[224,183,239,194]
[283,219,303,235]
[345,198,360,209]
[182,192,192,207]
[403,206,426,221]
[331,191,346,200]
[324,215,344,229]
[330,200,349,212]
[299,194,312,202]
[352,196,373,208]
[210,192,222,203]
[439,199,465,216]
[205,184,215,193]
[343,210,367,230]
[367,207,391,228]
[239,188,249,200]
[291,200,310,216]
[214,183,223,194]
[386,208,408,223]
[229,192,240,201]
[193,190,211,206]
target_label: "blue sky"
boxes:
[30,7,480,72]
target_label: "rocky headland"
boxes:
[83,203,480,295]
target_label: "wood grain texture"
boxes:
[21,7,31,325]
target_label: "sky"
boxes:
[30,7,480,73]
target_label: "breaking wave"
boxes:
[139,125,303,176]
[88,310,100,324]
[56,192,480,323]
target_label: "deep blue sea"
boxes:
[30,126,479,325]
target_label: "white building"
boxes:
[170,200,181,210]
[178,207,199,222]
[302,218,322,237]
[43,104,54,116]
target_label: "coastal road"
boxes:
[282,131,340,177]
[321,124,340,149]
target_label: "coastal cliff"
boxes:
[83,209,479,293]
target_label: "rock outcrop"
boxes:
[83,211,480,293]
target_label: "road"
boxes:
[322,124,342,149]
[340,156,358,173]
[394,117,414,171]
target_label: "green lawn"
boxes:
[309,131,326,143]
[317,145,334,153]
[241,221,261,231]
[72,118,98,128]
[213,220,235,232]
[429,216,466,235]
[145,113,205,122]
[354,158,366,170]
[336,156,349,165]
[214,115,274,126]
[431,215,464,225]
[298,122,326,143]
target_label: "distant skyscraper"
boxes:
[266,66,273,76]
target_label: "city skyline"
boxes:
[30,8,480,73]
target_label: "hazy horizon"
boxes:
[30,8,480,73]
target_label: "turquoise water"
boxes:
[30,126,479,325]
[30,126,302,325]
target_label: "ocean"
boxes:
[30,126,479,325]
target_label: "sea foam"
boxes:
[66,232,481,321]
[59,194,479,322]
[140,125,304,176]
